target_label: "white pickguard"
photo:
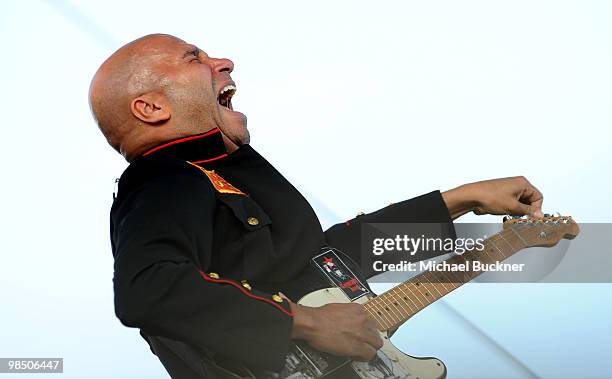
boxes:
[298,288,446,379]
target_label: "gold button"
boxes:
[272,294,283,303]
[356,212,365,217]
[247,217,259,226]
[208,272,219,279]
[241,281,252,290]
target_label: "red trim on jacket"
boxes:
[198,271,294,317]
[191,154,229,164]
[142,129,221,157]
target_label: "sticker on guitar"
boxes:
[312,249,370,301]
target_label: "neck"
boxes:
[363,227,529,331]
[220,133,240,153]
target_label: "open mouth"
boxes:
[218,84,236,111]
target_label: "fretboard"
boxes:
[363,227,530,331]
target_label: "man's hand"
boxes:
[442,176,544,220]
[289,302,383,361]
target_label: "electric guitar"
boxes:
[209,215,580,379]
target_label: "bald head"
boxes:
[89,34,180,156]
[89,33,248,161]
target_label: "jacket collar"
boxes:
[140,128,228,164]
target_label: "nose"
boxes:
[211,58,234,74]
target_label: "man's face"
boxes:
[155,37,249,148]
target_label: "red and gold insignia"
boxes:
[188,162,245,195]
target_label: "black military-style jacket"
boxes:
[110,128,455,377]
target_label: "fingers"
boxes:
[361,320,384,350]
[461,176,545,218]
[340,305,383,360]
[352,343,378,362]
[352,317,383,361]
[517,177,544,217]
[305,303,384,360]
[510,200,535,217]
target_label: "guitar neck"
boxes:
[363,227,529,331]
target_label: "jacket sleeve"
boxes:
[324,190,456,278]
[111,170,293,372]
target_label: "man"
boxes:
[90,34,544,378]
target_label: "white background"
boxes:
[1,1,611,378]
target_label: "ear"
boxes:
[130,92,171,124]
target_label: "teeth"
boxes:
[220,84,236,95]
[218,84,236,110]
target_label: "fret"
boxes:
[478,241,498,264]
[449,253,473,283]
[444,257,468,284]
[376,297,402,325]
[428,269,457,293]
[371,285,418,329]
[508,225,528,246]
[422,271,448,298]
[366,301,394,328]
[504,229,526,251]
[489,239,506,259]
[409,280,435,306]
[482,237,504,261]
[382,292,407,321]
[418,274,441,299]
[396,283,425,311]
[383,288,412,313]
[381,295,411,325]
[389,287,416,314]
[361,217,576,331]
[497,234,513,257]
[434,269,460,291]
[396,284,421,312]
[419,280,439,305]
[498,232,515,252]
[379,291,405,325]
[364,306,386,330]
[406,281,429,307]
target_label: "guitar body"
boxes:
[250,248,446,379]
[293,287,446,379]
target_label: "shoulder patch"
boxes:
[187,162,245,195]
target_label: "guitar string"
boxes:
[366,231,516,329]
[362,221,566,329]
[367,223,556,329]
[367,231,513,325]
[372,228,524,325]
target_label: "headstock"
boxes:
[503,214,580,248]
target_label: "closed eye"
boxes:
[185,47,202,62]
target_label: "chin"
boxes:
[229,129,249,146]
[221,120,249,146]
[218,103,248,143]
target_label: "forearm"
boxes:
[442,176,544,219]
[441,184,479,220]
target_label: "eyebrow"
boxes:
[183,45,200,59]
